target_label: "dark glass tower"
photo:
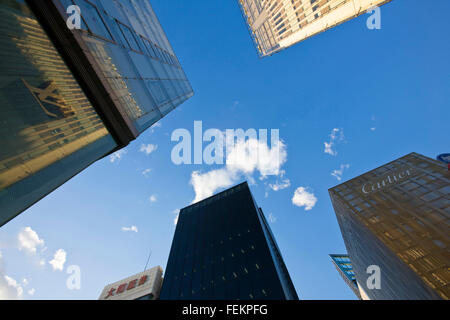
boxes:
[0,0,193,226]
[160,182,299,300]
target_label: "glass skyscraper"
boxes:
[238,0,392,57]
[160,182,299,300]
[329,254,362,299]
[0,0,193,226]
[329,152,449,300]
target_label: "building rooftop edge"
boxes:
[180,181,249,213]
[328,152,444,192]
[103,265,163,287]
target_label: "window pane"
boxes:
[118,23,140,51]
[76,0,112,40]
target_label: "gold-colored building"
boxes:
[238,0,392,56]
[0,1,117,225]
[329,153,449,299]
[0,0,193,227]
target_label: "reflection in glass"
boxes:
[0,2,116,225]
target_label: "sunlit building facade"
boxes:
[0,0,193,226]
[160,182,299,300]
[330,254,362,299]
[329,152,449,300]
[238,0,392,57]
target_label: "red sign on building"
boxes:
[105,275,148,299]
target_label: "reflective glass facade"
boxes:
[0,0,116,225]
[0,0,193,226]
[57,0,193,133]
[160,182,299,300]
[329,153,450,300]
[330,254,361,299]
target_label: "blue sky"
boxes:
[0,0,449,300]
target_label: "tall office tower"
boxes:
[0,0,193,226]
[160,182,299,300]
[329,153,450,300]
[98,266,163,300]
[238,0,392,57]
[329,254,362,299]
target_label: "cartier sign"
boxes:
[361,168,413,195]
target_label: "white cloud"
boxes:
[268,213,277,224]
[190,138,287,203]
[121,226,138,233]
[226,138,287,177]
[324,142,335,156]
[22,278,29,286]
[149,122,162,133]
[324,128,344,156]
[0,280,18,300]
[142,168,152,177]
[49,249,67,272]
[149,195,157,203]
[269,179,291,191]
[292,187,317,211]
[140,144,158,155]
[172,209,180,226]
[18,227,44,255]
[0,252,23,300]
[331,164,350,181]
[28,288,35,296]
[370,115,377,131]
[39,259,45,267]
[2,276,23,299]
[109,149,127,163]
[191,168,237,204]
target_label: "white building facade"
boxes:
[99,266,163,300]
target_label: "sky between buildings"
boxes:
[0,0,449,300]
